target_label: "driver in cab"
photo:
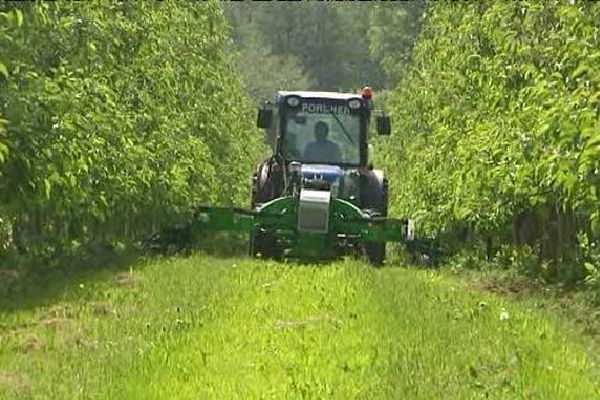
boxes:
[303,121,342,163]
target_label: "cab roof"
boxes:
[276,91,362,102]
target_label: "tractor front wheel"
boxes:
[364,242,386,267]
[249,231,282,260]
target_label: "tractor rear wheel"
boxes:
[362,172,389,267]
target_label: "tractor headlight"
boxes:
[288,161,302,175]
[286,95,302,107]
[348,98,362,110]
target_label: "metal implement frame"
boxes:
[193,197,409,259]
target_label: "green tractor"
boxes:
[191,88,416,266]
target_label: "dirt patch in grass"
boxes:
[38,317,71,328]
[274,315,342,329]
[112,272,136,288]
[37,304,74,330]
[54,329,100,351]
[0,371,29,394]
[0,321,35,333]
[88,301,112,317]
[14,333,46,352]
[0,304,75,335]
[469,275,540,298]
[38,303,76,321]
[72,335,100,350]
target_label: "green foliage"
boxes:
[384,1,600,280]
[0,3,261,259]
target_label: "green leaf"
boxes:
[44,178,51,199]
[583,262,597,275]
[0,143,7,163]
[15,9,23,27]
[0,63,8,79]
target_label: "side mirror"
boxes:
[257,107,273,129]
[376,115,391,136]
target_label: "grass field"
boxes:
[1,256,599,399]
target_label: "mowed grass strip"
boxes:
[1,256,599,399]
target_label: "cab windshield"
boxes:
[282,104,361,165]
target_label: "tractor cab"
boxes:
[258,89,390,167]
[255,89,391,212]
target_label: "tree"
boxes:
[368,2,427,86]
[0,2,262,258]
[223,3,425,92]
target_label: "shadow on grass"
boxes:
[0,250,144,313]
[0,233,250,313]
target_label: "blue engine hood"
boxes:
[301,164,342,183]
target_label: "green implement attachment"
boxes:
[193,196,409,261]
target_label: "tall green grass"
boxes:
[1,257,598,399]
